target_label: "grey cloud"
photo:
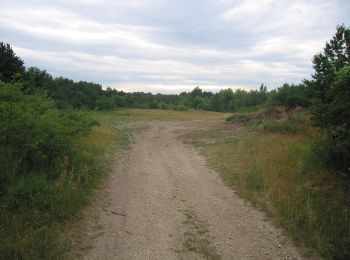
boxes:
[0,0,349,93]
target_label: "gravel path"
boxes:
[80,121,304,260]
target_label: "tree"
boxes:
[310,25,350,176]
[284,95,310,108]
[191,86,203,97]
[0,42,25,83]
[327,66,350,128]
[23,67,53,94]
[0,82,96,176]
[311,25,350,127]
[96,96,116,110]
[209,89,234,112]
[312,66,350,175]
[312,25,350,103]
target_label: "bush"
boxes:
[311,66,350,176]
[175,105,187,111]
[260,120,299,134]
[312,127,350,175]
[285,95,311,108]
[159,103,167,110]
[96,96,116,110]
[0,82,97,258]
[0,82,97,191]
[226,113,254,125]
[149,102,159,109]
[310,26,350,177]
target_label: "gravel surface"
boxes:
[79,120,304,260]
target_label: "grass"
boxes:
[259,120,300,134]
[193,119,350,259]
[90,108,230,123]
[0,108,227,259]
[226,113,254,126]
[181,209,221,260]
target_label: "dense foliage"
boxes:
[311,25,350,176]
[0,42,24,83]
[23,67,103,109]
[21,68,311,112]
[0,81,97,194]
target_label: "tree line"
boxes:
[0,24,349,176]
[0,41,312,112]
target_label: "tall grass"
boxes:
[195,124,350,259]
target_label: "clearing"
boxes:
[74,119,304,259]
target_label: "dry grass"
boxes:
[194,123,350,259]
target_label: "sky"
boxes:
[0,0,349,94]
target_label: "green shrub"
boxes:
[0,82,97,192]
[226,113,254,125]
[310,25,350,177]
[260,120,299,134]
[285,95,311,108]
[0,82,98,258]
[310,66,350,176]
[312,127,350,175]
[175,105,187,111]
[0,173,91,258]
[2,174,87,219]
[96,96,116,110]
[149,102,159,109]
[159,103,167,110]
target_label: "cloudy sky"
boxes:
[0,0,349,93]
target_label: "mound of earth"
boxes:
[256,107,283,120]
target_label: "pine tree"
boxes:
[0,42,25,83]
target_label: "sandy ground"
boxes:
[78,120,304,260]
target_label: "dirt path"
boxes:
[79,120,304,259]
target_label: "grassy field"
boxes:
[0,109,227,259]
[193,114,350,259]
